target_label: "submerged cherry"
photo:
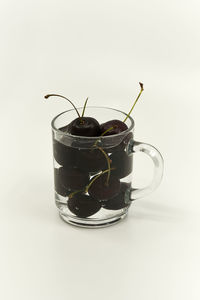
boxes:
[68,193,101,217]
[76,147,108,173]
[102,182,131,210]
[54,168,72,197]
[110,151,133,179]
[88,173,120,201]
[53,139,79,167]
[58,167,90,191]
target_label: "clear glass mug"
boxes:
[51,107,164,228]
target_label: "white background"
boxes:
[0,0,200,299]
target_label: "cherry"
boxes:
[58,167,90,191]
[88,173,120,201]
[76,148,108,173]
[110,151,133,179]
[68,193,101,217]
[102,182,131,210]
[45,94,101,137]
[54,141,109,174]
[67,117,101,137]
[53,139,79,167]
[54,168,72,197]
[100,120,128,136]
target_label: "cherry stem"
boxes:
[92,125,117,149]
[94,145,111,184]
[92,139,100,148]
[85,168,115,193]
[101,125,117,136]
[44,94,81,118]
[123,82,144,123]
[81,97,89,117]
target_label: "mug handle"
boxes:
[128,140,164,201]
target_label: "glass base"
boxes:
[59,211,128,228]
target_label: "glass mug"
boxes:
[51,107,164,228]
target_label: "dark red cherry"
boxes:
[54,168,72,197]
[53,139,79,167]
[102,182,131,210]
[76,148,108,173]
[68,193,101,217]
[67,117,101,137]
[58,167,90,191]
[88,173,120,200]
[100,120,128,136]
[110,151,133,179]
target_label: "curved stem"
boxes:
[44,94,81,118]
[85,168,115,193]
[123,82,144,123]
[92,125,117,148]
[94,145,111,184]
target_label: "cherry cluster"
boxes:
[45,83,144,218]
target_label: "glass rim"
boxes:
[51,106,135,139]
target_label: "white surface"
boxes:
[0,0,200,299]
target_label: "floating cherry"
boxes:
[100,120,128,136]
[67,117,101,137]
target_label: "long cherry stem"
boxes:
[96,83,144,137]
[123,82,144,123]
[44,94,81,118]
